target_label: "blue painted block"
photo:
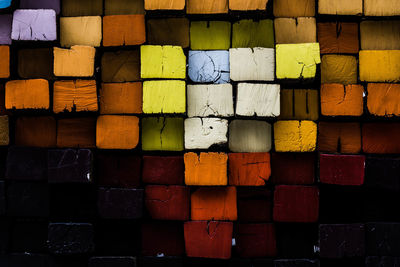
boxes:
[0,0,11,9]
[188,50,230,84]
[0,15,12,44]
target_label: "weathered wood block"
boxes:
[274,120,317,152]
[229,120,272,152]
[143,80,185,114]
[0,15,12,44]
[361,21,400,50]
[274,18,316,44]
[232,19,274,48]
[236,83,279,116]
[190,21,230,50]
[184,221,232,259]
[101,50,140,82]
[367,83,400,116]
[366,223,400,256]
[48,223,94,254]
[5,79,49,110]
[364,0,400,16]
[321,55,358,84]
[191,186,237,221]
[236,223,277,258]
[319,154,365,185]
[15,116,56,147]
[89,257,137,267]
[184,118,228,149]
[57,117,96,148]
[365,157,400,192]
[228,153,271,186]
[273,185,319,222]
[147,18,189,48]
[318,22,359,54]
[141,117,183,151]
[98,188,143,219]
[7,182,49,217]
[271,153,315,184]
[318,0,362,15]
[237,188,272,222]
[103,15,145,46]
[273,0,315,17]
[362,123,400,154]
[186,0,227,14]
[187,84,234,117]
[184,152,227,185]
[96,115,139,149]
[142,222,185,256]
[276,224,318,258]
[54,46,95,77]
[100,82,142,114]
[188,50,230,84]
[20,0,60,13]
[5,147,47,181]
[229,0,268,10]
[145,185,189,220]
[48,149,93,183]
[18,48,54,79]
[0,85,8,116]
[318,122,362,153]
[320,84,364,116]
[97,152,141,187]
[366,257,400,267]
[276,43,321,79]
[60,16,101,47]
[62,0,103,16]
[275,259,320,267]
[280,89,319,120]
[12,9,56,41]
[0,116,8,146]
[230,48,275,81]
[105,0,144,14]
[144,0,185,10]
[0,46,8,79]
[11,220,47,253]
[359,50,400,82]
[53,80,98,113]
[142,156,183,185]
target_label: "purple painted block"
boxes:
[20,0,60,14]
[0,15,12,45]
[11,9,57,41]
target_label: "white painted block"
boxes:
[229,48,275,81]
[185,118,228,149]
[236,83,280,117]
[229,120,272,152]
[187,84,234,117]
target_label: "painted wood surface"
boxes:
[236,83,280,116]
[184,118,228,149]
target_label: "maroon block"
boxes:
[97,153,141,188]
[184,221,233,259]
[145,185,190,221]
[271,153,315,184]
[319,154,365,186]
[237,187,272,222]
[235,223,277,258]
[142,156,184,185]
[273,185,319,223]
[141,222,185,256]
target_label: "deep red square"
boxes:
[235,223,277,258]
[320,154,365,185]
[271,153,315,184]
[237,187,272,222]
[142,156,184,185]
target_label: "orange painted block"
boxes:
[367,83,400,116]
[186,0,228,14]
[100,82,142,114]
[15,116,56,147]
[53,80,98,113]
[96,115,139,149]
[5,79,49,110]
[103,15,146,46]
[57,117,96,148]
[229,0,268,10]
[191,186,237,221]
[0,46,9,78]
[184,152,227,186]
[363,123,400,154]
[320,84,364,116]
[318,122,362,154]
[228,153,271,186]
[144,0,185,10]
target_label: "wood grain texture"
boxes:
[18,48,54,79]
[229,0,268,10]
[364,0,400,16]
[101,50,140,82]
[229,120,272,152]
[62,0,103,16]
[5,79,49,110]
[279,89,319,120]
[320,84,364,116]
[96,115,139,149]
[232,19,274,48]
[60,16,102,47]
[0,46,9,78]
[100,82,142,114]
[362,123,400,154]
[359,50,400,82]
[141,117,184,151]
[274,120,317,152]
[0,116,8,146]
[190,21,231,50]
[54,46,95,77]
[147,18,189,48]
[273,0,315,17]
[15,116,56,147]
[361,21,400,50]
[57,117,96,148]
[184,118,228,149]
[318,22,359,54]
[145,0,185,10]
[103,15,145,46]
[321,55,358,84]
[105,0,145,15]
[184,152,227,186]
[318,122,362,154]
[188,50,230,84]
[318,0,363,15]
[228,153,271,186]
[367,83,400,116]
[143,80,185,114]
[275,18,316,44]
[186,0,228,14]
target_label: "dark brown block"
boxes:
[101,50,140,83]
[318,122,362,154]
[147,18,189,48]
[62,0,103,16]
[142,222,185,256]
[56,118,96,148]
[271,153,315,185]
[318,23,359,54]
[15,116,56,148]
[18,48,54,79]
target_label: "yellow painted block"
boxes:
[274,120,317,152]
[140,45,186,79]
[190,21,231,50]
[60,16,102,47]
[276,43,321,79]
[359,50,400,82]
[143,80,186,114]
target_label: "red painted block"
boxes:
[363,123,400,154]
[237,187,272,222]
[141,222,185,256]
[271,153,315,184]
[145,185,190,221]
[228,153,271,186]
[142,156,184,185]
[273,185,319,223]
[184,221,233,259]
[235,223,277,258]
[319,154,365,186]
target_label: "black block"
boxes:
[48,149,93,183]
[320,259,365,267]
[0,219,10,254]
[363,189,400,222]
[48,256,89,267]
[366,223,400,256]
[48,223,95,255]
[0,147,7,179]
[229,259,274,267]
[5,147,47,181]
[366,257,400,267]
[0,254,48,267]
[274,259,320,267]
[276,223,318,258]
[7,182,49,217]
[89,257,136,267]
[0,181,5,215]
[184,258,230,267]
[98,188,143,219]
[365,157,400,192]
[138,257,183,267]
[11,219,48,253]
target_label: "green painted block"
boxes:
[143,80,186,114]
[142,117,184,151]
[276,43,321,79]
[232,19,274,48]
[190,21,231,50]
[140,45,186,79]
